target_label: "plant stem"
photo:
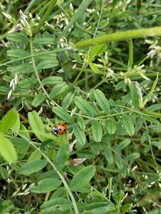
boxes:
[19,134,79,214]
[29,38,59,107]
[128,39,133,71]
[73,27,161,48]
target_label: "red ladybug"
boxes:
[52,123,67,135]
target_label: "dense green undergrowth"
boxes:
[0,0,161,213]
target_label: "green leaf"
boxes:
[69,165,96,191]
[75,183,91,193]
[104,148,113,165]
[50,82,69,99]
[77,117,86,130]
[52,107,71,123]
[89,44,107,60]
[0,200,15,213]
[30,178,61,193]
[0,166,8,179]
[55,144,69,170]
[42,76,63,85]
[115,154,124,170]
[11,64,34,74]
[0,108,20,133]
[121,114,135,136]
[11,114,20,133]
[74,96,97,117]
[89,62,100,73]
[147,103,161,112]
[94,89,110,114]
[41,198,72,213]
[91,120,102,142]
[7,32,27,43]
[19,124,30,140]
[125,152,140,161]
[106,118,117,134]
[128,81,139,109]
[142,114,159,124]
[98,19,109,29]
[27,150,42,162]
[34,50,56,59]
[79,202,115,213]
[0,86,9,93]
[115,81,126,90]
[33,36,55,45]
[0,133,17,163]
[77,150,95,159]
[115,139,131,151]
[38,171,58,181]
[18,160,47,176]
[31,93,45,107]
[28,111,45,141]
[7,49,30,58]
[37,58,59,69]
[62,92,74,109]
[85,204,115,213]
[122,203,132,214]
[72,123,86,146]
[19,77,37,88]
[11,137,29,160]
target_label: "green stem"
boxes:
[128,39,133,71]
[141,72,159,108]
[71,63,87,87]
[29,38,59,107]
[33,0,57,36]
[18,134,79,214]
[73,27,161,48]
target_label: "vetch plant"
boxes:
[0,0,161,213]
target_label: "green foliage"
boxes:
[0,0,161,213]
[30,178,62,193]
[121,114,135,136]
[91,120,103,142]
[40,198,72,213]
[0,108,20,133]
[28,111,45,142]
[93,89,110,113]
[69,165,96,192]
[18,159,47,176]
[0,133,17,163]
[72,123,86,146]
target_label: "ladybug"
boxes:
[52,123,67,135]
